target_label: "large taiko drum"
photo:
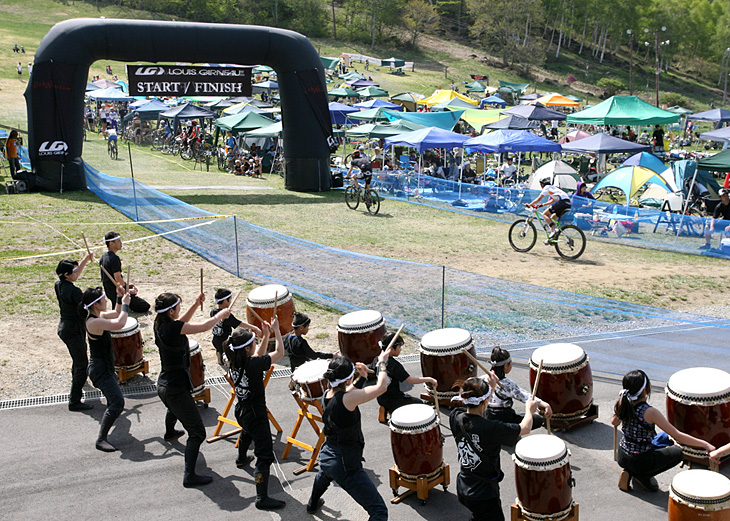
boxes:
[666,367,730,458]
[292,359,330,400]
[337,310,385,364]
[513,434,574,520]
[389,403,444,478]
[669,469,730,521]
[188,338,205,394]
[419,328,476,403]
[246,284,295,336]
[529,343,592,420]
[111,317,144,370]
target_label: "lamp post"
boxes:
[724,48,730,104]
[627,29,634,95]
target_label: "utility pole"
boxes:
[724,48,730,105]
[627,29,633,95]
[332,0,337,39]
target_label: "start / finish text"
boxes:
[135,82,245,94]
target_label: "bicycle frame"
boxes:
[524,205,562,237]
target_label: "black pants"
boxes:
[89,361,125,422]
[235,402,274,477]
[458,494,504,521]
[158,385,206,449]
[486,407,543,430]
[377,392,423,415]
[617,445,683,479]
[57,320,88,405]
[129,294,150,314]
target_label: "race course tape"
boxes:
[0,216,230,262]
[0,215,232,226]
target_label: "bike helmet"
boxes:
[539,177,551,186]
[720,188,730,197]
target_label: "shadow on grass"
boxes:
[177,192,343,207]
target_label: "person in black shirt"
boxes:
[154,291,231,487]
[210,288,260,368]
[368,331,436,415]
[284,312,333,372]
[79,286,131,451]
[450,376,538,521]
[55,253,95,411]
[652,125,665,153]
[346,150,373,191]
[306,353,391,519]
[225,317,286,510]
[99,231,149,313]
[700,187,730,249]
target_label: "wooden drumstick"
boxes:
[199,268,204,312]
[273,291,278,318]
[429,382,441,418]
[126,266,130,293]
[531,359,544,399]
[100,263,123,289]
[81,232,92,255]
[461,348,504,390]
[613,425,618,462]
[229,289,243,310]
[546,417,552,435]
[710,458,719,473]
[247,305,265,325]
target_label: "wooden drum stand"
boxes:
[389,464,450,505]
[281,391,326,475]
[116,359,149,384]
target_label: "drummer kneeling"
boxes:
[369,331,437,415]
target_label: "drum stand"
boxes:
[192,387,211,406]
[115,359,149,384]
[389,463,450,505]
[281,392,326,475]
[206,368,282,444]
[510,502,579,521]
[548,404,599,432]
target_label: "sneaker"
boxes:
[235,455,253,468]
[697,243,712,250]
[632,475,659,492]
[549,229,560,239]
[306,498,324,514]
[68,402,93,412]
[544,239,552,245]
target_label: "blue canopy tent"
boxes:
[432,98,476,111]
[329,101,359,125]
[86,87,134,101]
[560,133,650,154]
[699,126,730,142]
[479,95,507,109]
[621,151,676,191]
[348,78,378,88]
[502,103,565,121]
[687,108,730,125]
[85,82,100,91]
[159,103,216,133]
[124,99,170,123]
[384,109,464,131]
[252,80,278,93]
[353,99,402,111]
[483,115,539,131]
[592,165,671,206]
[464,129,562,153]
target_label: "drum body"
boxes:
[389,404,443,477]
[419,328,476,402]
[529,343,592,419]
[337,310,385,364]
[513,434,573,519]
[246,284,295,336]
[666,367,730,454]
[189,339,205,394]
[110,317,143,369]
[668,469,730,521]
[292,359,330,400]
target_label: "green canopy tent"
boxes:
[347,107,393,122]
[698,149,730,172]
[357,86,389,98]
[328,87,361,98]
[246,121,283,138]
[252,65,273,74]
[499,80,530,95]
[566,95,680,126]
[320,56,340,70]
[215,111,276,133]
[565,95,583,103]
[339,71,365,81]
[345,119,425,138]
[465,81,486,93]
[381,57,406,68]
[666,105,694,116]
[390,92,425,112]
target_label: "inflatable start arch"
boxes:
[25,19,334,192]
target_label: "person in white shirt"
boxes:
[499,156,517,184]
[528,177,572,240]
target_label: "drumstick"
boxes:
[710,457,719,473]
[273,291,278,318]
[247,305,265,325]
[81,232,92,255]
[387,324,406,351]
[461,348,505,390]
[613,425,618,461]
[126,266,130,293]
[100,263,123,289]
[429,383,441,418]
[546,417,552,435]
[199,268,204,312]
[531,359,544,399]
[229,289,243,310]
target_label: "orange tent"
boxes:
[532,93,580,107]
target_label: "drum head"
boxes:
[666,367,730,400]
[419,328,472,355]
[530,343,585,369]
[246,284,290,307]
[292,359,330,384]
[514,434,568,466]
[118,317,139,334]
[671,470,730,508]
[389,403,438,432]
[337,310,384,333]
[188,337,201,355]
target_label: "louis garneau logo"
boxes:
[135,66,165,76]
[39,141,68,156]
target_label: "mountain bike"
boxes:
[107,138,118,160]
[509,204,586,260]
[345,179,380,215]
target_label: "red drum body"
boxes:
[111,317,143,369]
[513,434,574,519]
[337,310,385,365]
[419,328,477,402]
[389,404,443,477]
[189,339,205,394]
[666,367,730,455]
[668,469,730,521]
[292,359,330,400]
[246,284,295,336]
[529,343,592,419]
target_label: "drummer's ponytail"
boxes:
[461,377,490,403]
[614,370,651,423]
[224,329,254,372]
[324,357,355,389]
[490,346,511,379]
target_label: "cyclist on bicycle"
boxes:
[346,150,373,191]
[106,121,118,154]
[528,177,571,240]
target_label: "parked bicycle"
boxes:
[345,180,380,215]
[509,204,586,260]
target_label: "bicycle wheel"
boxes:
[508,219,537,252]
[181,146,193,160]
[345,186,360,210]
[112,144,118,160]
[554,225,586,260]
[172,143,180,156]
[365,189,380,215]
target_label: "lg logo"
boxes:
[135,66,165,76]
[39,141,68,155]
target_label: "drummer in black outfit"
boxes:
[79,285,131,452]
[99,231,149,313]
[225,317,286,510]
[284,312,333,372]
[368,330,436,415]
[306,353,391,519]
[55,253,95,411]
[153,291,230,487]
[210,288,260,367]
[450,376,538,521]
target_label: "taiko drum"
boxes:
[337,310,386,364]
[389,404,443,477]
[668,469,730,521]
[419,328,476,402]
[529,343,593,419]
[188,338,205,394]
[246,284,295,336]
[292,359,331,400]
[111,317,144,369]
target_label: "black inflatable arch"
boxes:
[24,19,333,192]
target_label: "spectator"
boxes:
[17,62,22,81]
[652,125,665,153]
[699,188,730,250]
[4,130,21,178]
[499,156,517,184]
